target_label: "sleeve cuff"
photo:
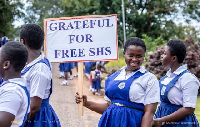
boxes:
[183,102,196,108]
[0,107,17,116]
[144,97,160,105]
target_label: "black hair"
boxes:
[20,23,44,50]
[1,41,28,72]
[167,40,186,63]
[124,37,146,52]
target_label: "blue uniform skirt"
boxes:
[59,63,74,72]
[74,62,78,67]
[92,78,101,90]
[98,104,144,127]
[25,99,61,127]
[155,102,199,127]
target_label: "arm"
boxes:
[0,112,15,127]
[75,92,110,114]
[154,107,194,124]
[28,64,51,119]
[153,76,199,126]
[28,96,42,120]
[141,103,158,127]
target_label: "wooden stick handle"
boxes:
[78,62,83,116]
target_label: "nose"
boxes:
[131,56,137,61]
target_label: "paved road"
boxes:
[49,63,106,127]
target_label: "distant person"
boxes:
[1,33,8,46]
[74,62,78,77]
[152,40,199,127]
[90,64,104,96]
[76,37,160,127]
[59,62,74,85]
[84,61,96,80]
[0,41,30,127]
[96,61,110,74]
[20,23,61,127]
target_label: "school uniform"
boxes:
[0,78,30,127]
[74,62,78,67]
[0,78,3,84]
[99,66,160,127]
[84,61,96,74]
[21,53,60,127]
[155,64,199,127]
[91,70,103,90]
[59,62,74,72]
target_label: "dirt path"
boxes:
[49,63,106,127]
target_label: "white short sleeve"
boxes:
[0,88,21,116]
[30,70,51,99]
[143,74,160,105]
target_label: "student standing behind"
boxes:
[76,37,160,127]
[91,64,104,96]
[152,40,199,127]
[59,62,74,85]
[0,41,30,127]
[20,24,60,127]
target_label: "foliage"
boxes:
[106,49,126,71]
[145,37,200,94]
[142,34,165,52]
[0,0,24,37]
[24,0,64,27]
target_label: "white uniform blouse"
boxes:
[161,64,200,108]
[21,53,52,99]
[0,78,29,127]
[105,66,160,105]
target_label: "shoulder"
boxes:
[179,72,200,87]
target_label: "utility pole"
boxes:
[121,0,126,46]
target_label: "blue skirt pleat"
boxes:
[155,102,199,127]
[25,99,61,127]
[92,79,101,90]
[59,63,74,72]
[98,104,144,127]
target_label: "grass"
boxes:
[195,96,200,122]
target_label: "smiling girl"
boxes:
[75,37,160,127]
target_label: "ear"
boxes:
[20,39,25,45]
[172,56,177,62]
[3,61,10,70]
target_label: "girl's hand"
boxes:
[75,92,87,106]
[151,119,165,127]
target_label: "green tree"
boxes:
[0,0,24,38]
[24,0,64,27]
[22,0,200,46]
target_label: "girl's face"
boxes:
[123,45,145,72]
[161,45,173,66]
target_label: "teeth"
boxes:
[131,63,137,66]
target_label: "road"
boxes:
[49,63,106,127]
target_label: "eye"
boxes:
[136,55,143,58]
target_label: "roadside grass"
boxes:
[195,96,200,122]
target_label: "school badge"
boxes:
[161,86,166,95]
[118,82,125,89]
